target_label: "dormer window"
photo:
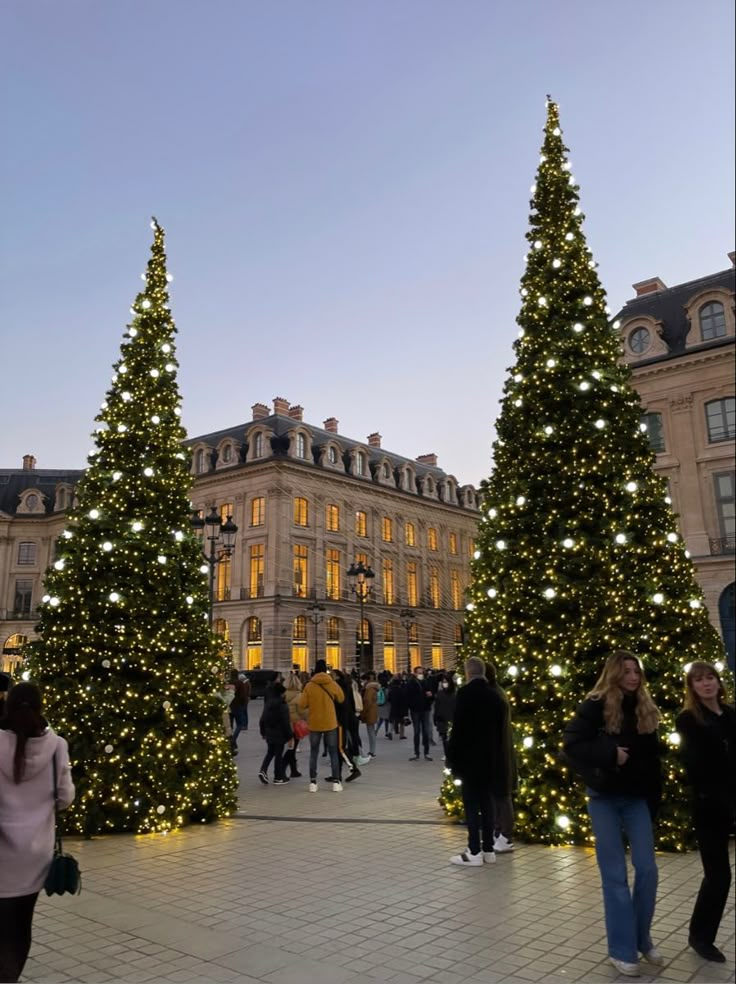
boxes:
[196,449,207,473]
[328,446,338,465]
[700,302,726,340]
[355,451,365,476]
[628,326,650,355]
[253,433,263,458]
[222,444,232,464]
[382,462,391,480]
[295,433,307,459]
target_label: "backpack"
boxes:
[377,687,386,706]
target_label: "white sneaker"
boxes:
[308,781,318,793]
[332,781,343,792]
[641,947,665,967]
[609,957,640,977]
[450,850,483,866]
[482,851,496,864]
[493,834,514,853]
[355,756,371,766]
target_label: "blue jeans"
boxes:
[309,728,340,781]
[232,705,248,744]
[410,710,429,756]
[587,793,658,963]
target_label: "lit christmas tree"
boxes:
[26,219,237,836]
[439,100,725,851]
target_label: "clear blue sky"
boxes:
[1,0,733,486]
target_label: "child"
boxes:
[258,683,292,785]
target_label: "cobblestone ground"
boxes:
[26,716,734,984]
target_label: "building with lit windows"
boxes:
[0,405,481,674]
[615,251,735,667]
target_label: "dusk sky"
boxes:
[1,1,733,487]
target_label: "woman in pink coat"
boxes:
[0,682,75,983]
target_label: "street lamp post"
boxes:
[306,600,325,667]
[399,607,416,673]
[347,561,375,674]
[191,506,238,628]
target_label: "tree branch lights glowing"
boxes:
[25,219,237,836]
[438,100,726,852]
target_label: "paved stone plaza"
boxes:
[26,719,734,984]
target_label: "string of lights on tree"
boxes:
[439,99,727,852]
[26,219,237,836]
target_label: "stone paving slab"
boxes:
[24,717,734,984]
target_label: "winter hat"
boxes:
[314,659,327,674]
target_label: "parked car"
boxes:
[241,669,281,699]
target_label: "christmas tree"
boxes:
[26,219,237,836]
[439,100,726,851]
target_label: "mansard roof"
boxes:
[614,265,735,362]
[0,469,83,518]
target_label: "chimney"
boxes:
[416,453,437,466]
[273,396,290,416]
[22,454,36,471]
[632,277,667,297]
[251,402,269,420]
[288,404,304,421]
[728,250,735,268]
[323,417,339,434]
[367,432,382,448]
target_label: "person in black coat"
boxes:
[387,675,408,739]
[406,666,434,760]
[433,673,457,760]
[258,683,292,784]
[676,660,736,964]
[446,657,509,866]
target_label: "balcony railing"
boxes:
[710,535,735,555]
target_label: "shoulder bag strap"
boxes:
[52,750,63,855]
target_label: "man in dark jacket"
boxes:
[258,683,292,784]
[406,666,434,761]
[446,656,509,866]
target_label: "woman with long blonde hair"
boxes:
[676,660,735,964]
[563,651,663,978]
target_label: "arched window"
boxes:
[425,478,434,495]
[354,451,365,476]
[431,626,442,669]
[295,432,307,459]
[382,462,391,480]
[252,432,263,458]
[326,616,340,667]
[222,444,232,464]
[700,302,726,341]
[196,449,206,473]
[213,618,230,641]
[328,445,338,465]
[246,616,262,669]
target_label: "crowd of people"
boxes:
[0,654,732,982]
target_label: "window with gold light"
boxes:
[326,503,340,532]
[249,544,264,598]
[355,510,368,537]
[250,496,265,527]
[382,516,393,542]
[405,522,416,547]
[293,544,308,598]
[406,561,418,607]
[429,567,440,608]
[294,496,309,526]
[326,549,341,600]
[450,569,462,609]
[448,532,458,555]
[427,527,438,551]
[382,558,395,605]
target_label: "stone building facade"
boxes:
[614,252,735,667]
[0,408,481,674]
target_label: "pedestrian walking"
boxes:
[433,672,456,760]
[406,666,433,761]
[446,656,508,867]
[332,669,363,781]
[377,679,391,736]
[387,674,408,739]
[229,669,251,753]
[283,669,305,778]
[676,660,735,964]
[360,672,380,756]
[563,650,664,978]
[258,683,292,785]
[485,661,517,854]
[298,660,344,792]
[0,682,75,984]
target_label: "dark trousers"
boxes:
[283,737,300,776]
[462,780,494,855]
[260,742,286,780]
[493,794,514,838]
[690,797,734,946]
[410,709,429,755]
[0,892,39,983]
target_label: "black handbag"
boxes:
[44,752,81,897]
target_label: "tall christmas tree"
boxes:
[440,100,725,851]
[27,219,237,836]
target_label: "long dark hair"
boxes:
[2,682,45,783]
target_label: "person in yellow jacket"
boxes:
[298,660,344,792]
